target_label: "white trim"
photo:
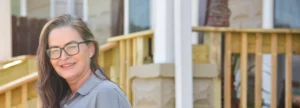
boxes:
[67,0,75,16]
[153,0,174,63]
[20,0,27,16]
[83,0,88,22]
[50,0,55,18]
[191,0,199,44]
[174,0,193,108]
[263,0,274,28]
[0,0,12,61]
[124,0,129,35]
[150,0,156,29]
[262,0,274,105]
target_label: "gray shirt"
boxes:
[60,70,132,108]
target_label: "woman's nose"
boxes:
[59,50,70,60]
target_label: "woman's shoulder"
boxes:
[91,80,132,108]
[92,80,127,100]
[94,80,119,90]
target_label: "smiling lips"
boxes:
[60,62,76,69]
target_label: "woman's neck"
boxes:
[66,68,92,95]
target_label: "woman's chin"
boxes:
[58,70,78,80]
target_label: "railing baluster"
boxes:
[133,38,137,66]
[151,37,154,57]
[22,84,28,108]
[271,33,278,108]
[240,32,248,108]
[99,52,105,68]
[37,96,42,108]
[255,33,263,108]
[224,32,232,108]
[126,39,133,103]
[136,37,146,65]
[5,91,11,108]
[119,40,126,92]
[285,33,292,108]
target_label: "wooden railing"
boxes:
[193,26,300,108]
[102,30,154,104]
[0,30,153,107]
[0,72,40,108]
[0,55,37,85]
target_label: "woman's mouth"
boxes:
[60,62,76,69]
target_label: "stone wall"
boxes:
[87,0,111,45]
[229,0,262,28]
[27,0,50,19]
[25,0,111,45]
[130,64,221,108]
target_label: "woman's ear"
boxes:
[87,42,95,58]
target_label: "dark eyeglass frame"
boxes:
[46,40,91,60]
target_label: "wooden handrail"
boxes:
[99,42,118,52]
[0,72,38,94]
[107,30,154,42]
[193,26,300,33]
[0,55,35,66]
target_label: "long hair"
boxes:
[36,14,108,108]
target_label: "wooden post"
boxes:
[255,33,263,108]
[240,32,248,108]
[285,33,292,108]
[271,33,278,108]
[224,32,232,108]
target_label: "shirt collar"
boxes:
[76,69,106,95]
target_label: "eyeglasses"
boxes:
[46,41,90,60]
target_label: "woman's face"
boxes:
[48,26,94,80]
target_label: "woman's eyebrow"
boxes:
[48,45,59,48]
[48,40,78,48]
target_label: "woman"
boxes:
[36,14,131,108]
